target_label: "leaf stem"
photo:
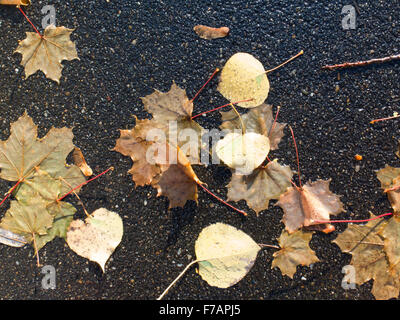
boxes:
[57,167,113,202]
[258,243,279,249]
[288,126,302,189]
[0,179,23,208]
[191,68,220,103]
[18,6,42,38]
[157,260,199,300]
[196,182,248,216]
[191,99,254,119]
[264,50,304,74]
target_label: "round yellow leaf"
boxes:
[217,52,270,108]
[195,223,261,288]
[216,132,270,175]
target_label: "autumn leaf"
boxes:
[193,25,229,40]
[376,165,400,213]
[0,197,53,244]
[215,132,270,175]
[272,229,319,278]
[0,112,85,189]
[220,104,286,150]
[141,81,205,164]
[379,216,400,277]
[218,52,270,108]
[0,0,30,6]
[227,159,293,215]
[195,223,261,288]
[152,144,203,208]
[113,117,164,187]
[73,147,93,177]
[276,179,345,233]
[333,215,400,300]
[14,170,77,250]
[66,208,123,272]
[15,25,79,83]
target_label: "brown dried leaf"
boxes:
[272,229,319,278]
[333,216,400,300]
[113,118,164,187]
[15,25,79,83]
[193,25,229,40]
[220,104,286,150]
[141,82,205,163]
[376,165,400,213]
[73,147,93,177]
[276,179,345,233]
[152,145,202,208]
[227,159,293,215]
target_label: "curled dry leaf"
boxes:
[73,147,93,176]
[227,159,293,215]
[141,81,205,164]
[215,132,270,175]
[277,179,345,233]
[15,25,79,83]
[379,217,400,278]
[376,165,400,213]
[333,215,400,300]
[0,0,30,5]
[66,208,123,272]
[272,229,319,278]
[195,223,261,288]
[220,104,286,150]
[218,52,269,108]
[193,25,229,40]
[0,228,27,247]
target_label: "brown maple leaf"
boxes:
[141,81,205,164]
[272,229,319,278]
[333,215,400,300]
[276,179,345,233]
[220,104,286,150]
[113,117,165,187]
[227,159,293,215]
[152,143,203,208]
[114,118,202,208]
[15,25,79,83]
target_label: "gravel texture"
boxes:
[0,0,399,300]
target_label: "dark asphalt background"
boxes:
[0,0,399,300]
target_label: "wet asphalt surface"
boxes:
[0,0,399,300]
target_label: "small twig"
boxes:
[322,54,400,70]
[314,212,392,224]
